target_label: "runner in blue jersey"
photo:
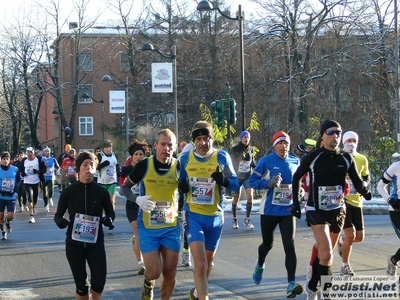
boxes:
[248,131,303,298]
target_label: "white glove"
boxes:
[136,195,156,213]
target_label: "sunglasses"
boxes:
[325,129,342,136]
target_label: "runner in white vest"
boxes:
[96,140,120,210]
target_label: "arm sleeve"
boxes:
[120,160,147,202]
[377,179,390,201]
[54,190,69,228]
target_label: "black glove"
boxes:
[363,190,372,201]
[99,160,110,168]
[101,216,114,230]
[57,218,70,229]
[291,202,301,219]
[250,162,256,168]
[267,173,282,189]
[211,167,229,187]
[21,172,27,177]
[179,181,190,193]
[33,169,39,174]
[389,198,400,212]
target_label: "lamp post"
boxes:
[141,43,178,142]
[52,109,63,156]
[81,93,105,144]
[395,0,400,150]
[197,1,246,131]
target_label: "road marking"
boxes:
[0,288,40,299]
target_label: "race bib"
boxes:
[190,177,215,205]
[147,201,175,227]
[67,166,76,176]
[1,178,15,192]
[272,184,293,206]
[238,160,251,173]
[45,166,54,176]
[72,213,100,243]
[106,165,116,177]
[318,185,344,211]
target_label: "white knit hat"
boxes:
[342,131,358,144]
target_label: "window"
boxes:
[78,52,93,72]
[120,52,130,72]
[79,117,93,136]
[78,84,93,103]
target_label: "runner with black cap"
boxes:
[291,120,372,300]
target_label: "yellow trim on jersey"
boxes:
[142,158,179,229]
[186,150,222,216]
[346,153,369,207]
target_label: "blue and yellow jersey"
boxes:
[180,149,239,216]
[139,158,179,229]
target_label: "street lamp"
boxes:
[141,43,178,142]
[81,93,105,144]
[197,1,246,131]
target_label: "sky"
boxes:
[0,0,260,31]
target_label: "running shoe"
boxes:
[340,264,355,276]
[252,260,264,284]
[337,235,344,258]
[304,282,318,300]
[5,221,11,233]
[19,206,24,212]
[140,280,154,300]
[49,198,54,206]
[306,264,312,281]
[188,288,199,300]
[45,206,50,213]
[29,216,35,223]
[243,218,255,229]
[387,255,398,276]
[25,205,29,212]
[182,251,192,267]
[287,281,303,298]
[138,262,145,275]
[1,232,7,240]
[232,218,239,229]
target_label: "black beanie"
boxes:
[320,120,341,136]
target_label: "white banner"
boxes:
[151,63,173,93]
[109,90,125,114]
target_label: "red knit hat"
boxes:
[272,131,290,147]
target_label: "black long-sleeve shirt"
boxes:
[292,147,369,210]
[54,180,115,246]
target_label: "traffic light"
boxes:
[65,127,73,138]
[229,98,237,124]
[210,100,225,127]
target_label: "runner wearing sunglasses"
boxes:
[291,120,372,300]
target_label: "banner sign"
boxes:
[151,63,173,93]
[109,90,125,114]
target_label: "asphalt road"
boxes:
[0,190,397,300]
